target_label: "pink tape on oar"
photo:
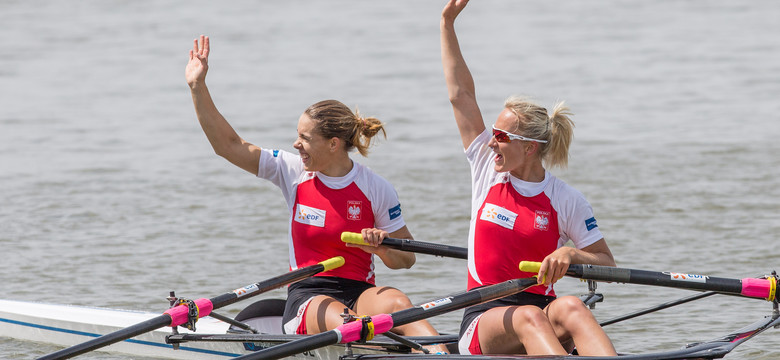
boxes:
[164,298,214,327]
[741,278,775,301]
[336,314,394,343]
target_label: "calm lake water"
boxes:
[1,1,779,359]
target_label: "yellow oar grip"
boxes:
[341,231,368,245]
[319,256,346,271]
[519,261,542,273]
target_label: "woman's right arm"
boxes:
[186,35,261,175]
[441,0,485,149]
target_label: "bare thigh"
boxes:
[304,295,354,333]
[477,305,566,355]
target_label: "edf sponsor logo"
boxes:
[479,203,517,230]
[294,204,326,227]
[668,272,708,283]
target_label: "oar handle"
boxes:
[341,232,467,259]
[319,256,346,271]
[519,261,777,301]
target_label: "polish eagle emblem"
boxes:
[347,201,361,220]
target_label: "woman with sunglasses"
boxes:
[185,35,447,353]
[441,0,617,356]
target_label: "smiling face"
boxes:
[293,113,336,172]
[489,108,539,176]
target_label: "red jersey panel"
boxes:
[291,177,376,284]
[469,181,559,296]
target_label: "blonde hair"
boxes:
[503,96,575,169]
[304,100,386,157]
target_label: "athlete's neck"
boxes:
[509,163,546,183]
[320,156,354,177]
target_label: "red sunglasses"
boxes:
[491,125,548,144]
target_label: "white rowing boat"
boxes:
[0,298,239,359]
[4,289,779,360]
[0,298,416,359]
[8,240,779,360]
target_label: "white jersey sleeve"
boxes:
[548,178,604,249]
[256,149,305,205]
[353,164,406,234]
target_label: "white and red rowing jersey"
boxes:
[465,130,603,296]
[257,149,406,284]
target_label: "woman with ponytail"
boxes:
[441,0,616,356]
[185,36,446,352]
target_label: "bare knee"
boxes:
[547,296,596,330]
[512,306,550,331]
[379,288,413,312]
[355,287,413,314]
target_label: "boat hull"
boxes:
[0,299,409,359]
[3,298,778,360]
[0,299,246,359]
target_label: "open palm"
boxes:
[185,35,209,87]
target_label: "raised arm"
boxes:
[441,0,485,149]
[185,35,262,175]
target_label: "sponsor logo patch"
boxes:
[233,284,259,297]
[667,272,708,283]
[272,149,279,157]
[534,210,550,231]
[347,201,362,220]
[479,203,517,230]
[388,204,402,220]
[419,297,453,310]
[585,217,598,231]
[294,204,326,227]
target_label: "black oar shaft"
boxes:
[341,232,467,259]
[381,237,467,259]
[38,316,172,360]
[209,260,337,309]
[39,257,344,360]
[390,278,537,325]
[235,277,539,360]
[240,331,341,360]
[570,265,745,294]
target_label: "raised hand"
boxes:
[441,0,469,23]
[185,35,210,88]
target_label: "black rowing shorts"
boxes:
[282,276,374,334]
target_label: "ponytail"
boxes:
[305,100,386,157]
[503,96,574,169]
[351,109,386,157]
[545,101,574,169]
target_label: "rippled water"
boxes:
[2,1,779,359]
